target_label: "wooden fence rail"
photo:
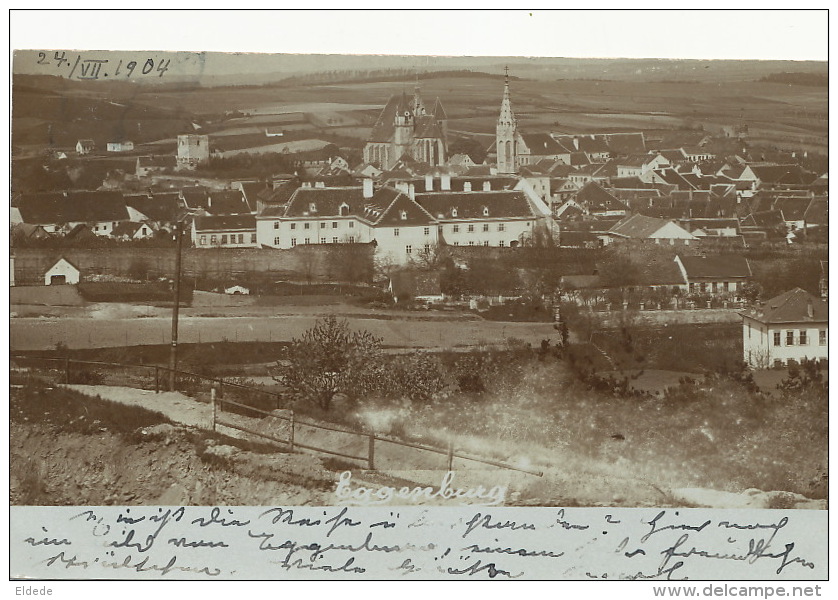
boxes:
[11,355,543,477]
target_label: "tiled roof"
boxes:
[772,196,812,221]
[569,152,591,166]
[654,168,697,190]
[181,187,210,209]
[284,186,367,218]
[659,149,687,163]
[374,191,436,226]
[111,221,145,238]
[368,94,407,143]
[405,176,518,194]
[415,115,443,139]
[678,254,751,279]
[124,193,183,223]
[18,191,129,225]
[749,209,786,228]
[193,214,256,232]
[636,256,686,286]
[416,191,538,220]
[576,182,629,212]
[521,133,568,155]
[575,136,610,153]
[743,288,828,324]
[803,197,828,225]
[748,164,814,185]
[604,132,646,155]
[432,98,448,120]
[608,213,673,238]
[207,190,251,215]
[237,181,270,208]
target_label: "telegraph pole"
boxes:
[169,222,185,391]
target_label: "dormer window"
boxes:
[452,208,458,218]
[482,206,489,217]
[309,202,317,213]
[400,210,407,220]
[339,203,350,216]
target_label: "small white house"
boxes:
[45,257,80,286]
[107,141,134,152]
[75,139,95,155]
[224,285,250,295]
[741,288,828,369]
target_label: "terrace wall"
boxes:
[11,246,345,286]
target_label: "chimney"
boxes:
[807,299,814,318]
[363,178,374,198]
[314,181,325,188]
[463,181,472,192]
[441,173,451,191]
[395,181,409,195]
[483,181,491,191]
[425,174,434,191]
[408,183,415,201]
[573,136,579,150]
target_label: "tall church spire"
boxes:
[413,71,426,116]
[496,66,518,174]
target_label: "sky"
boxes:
[9,9,829,70]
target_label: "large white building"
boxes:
[255,177,554,265]
[741,288,828,369]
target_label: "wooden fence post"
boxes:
[211,388,217,433]
[64,358,70,384]
[368,434,375,470]
[289,412,295,451]
[154,367,160,393]
[218,380,223,411]
[447,440,454,471]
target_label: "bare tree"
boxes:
[296,245,319,285]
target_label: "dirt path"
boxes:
[62,384,668,506]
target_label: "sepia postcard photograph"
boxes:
[6,8,830,588]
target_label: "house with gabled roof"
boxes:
[193,214,257,248]
[674,254,751,297]
[741,288,828,368]
[257,184,375,250]
[575,182,629,217]
[516,133,573,166]
[616,153,669,179]
[17,191,130,236]
[604,213,696,246]
[75,139,95,155]
[45,257,81,286]
[111,221,155,241]
[603,132,647,155]
[124,192,184,229]
[417,188,543,250]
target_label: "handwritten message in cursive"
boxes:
[10,506,825,580]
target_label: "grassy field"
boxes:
[14,71,827,153]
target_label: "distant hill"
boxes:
[759,72,828,86]
[13,74,199,148]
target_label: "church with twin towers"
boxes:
[363,69,521,174]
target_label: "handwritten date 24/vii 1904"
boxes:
[35,51,171,80]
